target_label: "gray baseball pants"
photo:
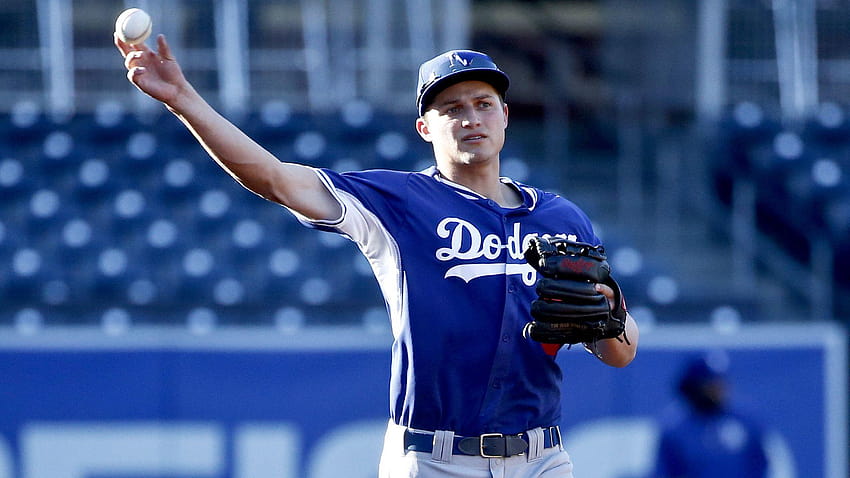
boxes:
[378,421,575,478]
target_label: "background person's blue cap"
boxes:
[678,351,729,392]
[416,50,510,116]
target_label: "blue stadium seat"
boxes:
[138,251,182,305]
[173,246,228,305]
[802,102,850,146]
[0,101,53,157]
[158,156,202,198]
[146,109,199,151]
[292,130,329,164]
[73,157,123,210]
[329,101,387,165]
[22,187,73,252]
[372,130,413,167]
[0,157,37,212]
[239,100,315,159]
[86,101,143,146]
[109,188,154,245]
[821,193,850,242]
[211,276,252,307]
[190,188,243,248]
[0,247,61,305]
[119,130,165,177]
[85,246,136,303]
[37,129,84,182]
[337,100,381,138]
[714,101,783,180]
[218,219,273,303]
[55,228,106,303]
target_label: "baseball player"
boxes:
[116,33,639,477]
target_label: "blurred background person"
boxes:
[651,352,769,478]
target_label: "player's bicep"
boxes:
[266,162,342,222]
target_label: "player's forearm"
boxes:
[164,87,341,221]
[166,87,284,199]
[595,313,639,367]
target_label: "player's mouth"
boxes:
[462,134,487,142]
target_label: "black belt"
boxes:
[403,426,562,458]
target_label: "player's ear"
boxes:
[415,116,432,142]
[502,101,509,128]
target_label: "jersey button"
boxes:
[507,285,516,293]
[492,381,501,389]
[502,334,510,343]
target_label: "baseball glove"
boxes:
[523,236,629,345]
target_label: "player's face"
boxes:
[416,81,509,168]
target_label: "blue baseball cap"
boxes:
[416,50,510,116]
[678,353,729,391]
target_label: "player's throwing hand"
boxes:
[115,34,189,107]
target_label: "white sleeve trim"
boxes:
[293,168,406,338]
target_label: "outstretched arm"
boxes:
[115,34,340,222]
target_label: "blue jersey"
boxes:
[653,407,768,478]
[302,166,599,436]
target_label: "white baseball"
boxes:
[115,8,152,45]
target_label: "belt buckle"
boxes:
[478,433,503,458]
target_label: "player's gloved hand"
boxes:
[523,236,629,345]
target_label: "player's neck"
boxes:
[437,163,522,208]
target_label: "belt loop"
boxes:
[554,426,563,450]
[431,430,454,463]
[525,427,544,461]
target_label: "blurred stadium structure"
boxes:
[1,0,850,330]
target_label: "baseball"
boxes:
[115,8,152,45]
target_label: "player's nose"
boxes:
[461,110,481,128]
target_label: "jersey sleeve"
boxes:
[292,168,410,246]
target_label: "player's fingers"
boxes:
[157,35,174,61]
[595,283,615,302]
[124,50,145,70]
[114,32,132,58]
[127,66,147,84]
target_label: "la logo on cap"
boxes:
[448,51,471,68]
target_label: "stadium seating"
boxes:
[0,100,696,327]
[713,101,850,315]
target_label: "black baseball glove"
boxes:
[523,236,629,345]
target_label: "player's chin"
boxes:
[454,148,497,165]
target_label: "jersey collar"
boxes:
[423,166,539,210]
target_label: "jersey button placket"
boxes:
[479,212,524,425]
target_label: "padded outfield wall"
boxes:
[0,323,844,478]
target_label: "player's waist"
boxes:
[402,425,562,458]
